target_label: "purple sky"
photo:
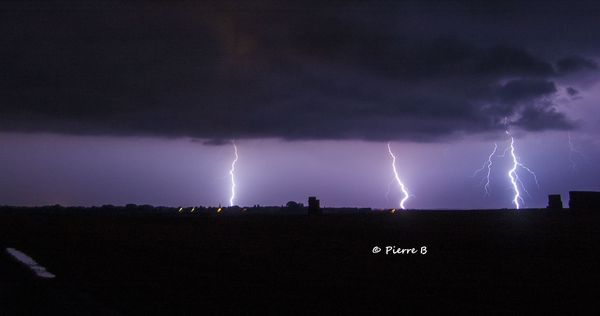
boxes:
[1,1,599,209]
[2,80,598,209]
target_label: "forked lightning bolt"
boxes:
[568,132,586,172]
[472,143,498,196]
[229,142,239,207]
[506,131,538,209]
[387,142,410,210]
[507,136,522,209]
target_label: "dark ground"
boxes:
[1,208,599,315]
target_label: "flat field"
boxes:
[1,208,599,314]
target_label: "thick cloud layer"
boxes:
[0,1,598,142]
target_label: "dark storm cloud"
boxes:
[0,1,598,142]
[556,56,598,74]
[513,104,574,131]
[497,79,557,104]
[198,139,232,146]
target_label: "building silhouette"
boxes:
[569,191,600,210]
[308,196,321,215]
[547,194,563,209]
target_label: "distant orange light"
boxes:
[217,207,222,213]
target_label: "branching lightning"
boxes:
[472,143,498,196]
[229,142,239,207]
[498,144,511,158]
[507,136,522,209]
[568,132,586,172]
[506,131,538,209]
[387,142,410,210]
[517,162,540,188]
[470,116,539,208]
[473,125,539,209]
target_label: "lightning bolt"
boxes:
[568,132,586,172]
[387,142,410,210]
[506,131,538,209]
[229,142,239,207]
[507,135,521,209]
[472,143,498,196]
[498,144,511,158]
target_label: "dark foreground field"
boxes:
[1,208,599,314]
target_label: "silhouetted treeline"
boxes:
[0,204,374,216]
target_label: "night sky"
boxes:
[1,1,599,209]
